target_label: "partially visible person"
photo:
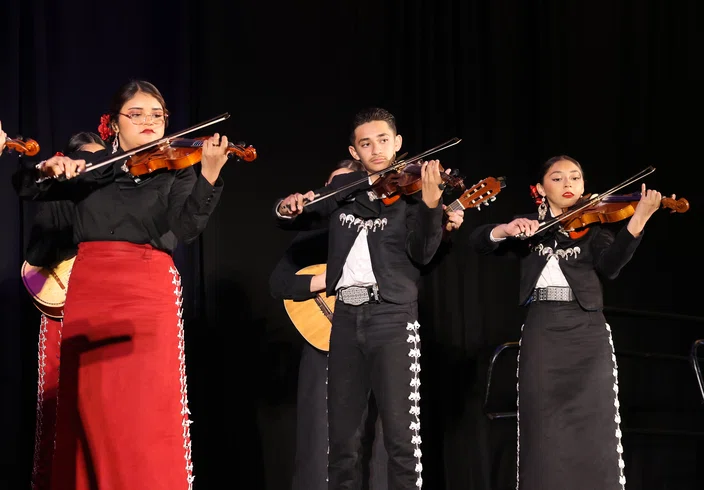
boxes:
[270,159,388,490]
[26,132,107,490]
[0,120,6,151]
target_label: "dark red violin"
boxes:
[371,161,466,205]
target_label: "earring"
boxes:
[112,134,119,154]
[538,197,548,220]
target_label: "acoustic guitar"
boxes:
[21,256,75,319]
[283,264,335,352]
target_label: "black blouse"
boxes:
[12,148,224,255]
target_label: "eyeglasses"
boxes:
[119,112,168,125]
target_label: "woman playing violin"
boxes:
[469,155,668,490]
[12,80,230,490]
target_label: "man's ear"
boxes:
[348,145,360,161]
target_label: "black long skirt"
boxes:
[517,301,626,490]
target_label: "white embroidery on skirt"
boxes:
[325,351,330,486]
[406,321,423,488]
[605,323,627,488]
[516,325,523,490]
[170,266,194,489]
[31,315,49,489]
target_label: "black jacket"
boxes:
[469,213,642,310]
[274,171,444,305]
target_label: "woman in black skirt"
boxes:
[469,155,666,490]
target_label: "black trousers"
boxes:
[328,300,422,490]
[293,341,387,490]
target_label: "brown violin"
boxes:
[62,113,235,179]
[371,161,466,205]
[561,191,689,238]
[2,136,40,156]
[124,137,257,177]
[297,137,463,209]
[518,166,688,240]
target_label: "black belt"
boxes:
[336,284,381,306]
[530,286,575,302]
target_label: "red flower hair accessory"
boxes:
[529,185,543,205]
[98,113,114,141]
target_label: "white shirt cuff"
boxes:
[489,229,506,242]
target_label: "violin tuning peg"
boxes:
[490,197,496,201]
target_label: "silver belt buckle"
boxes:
[337,285,380,305]
[546,286,571,301]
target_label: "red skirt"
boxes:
[50,241,194,490]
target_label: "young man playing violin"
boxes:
[468,155,669,490]
[271,158,389,490]
[12,80,230,490]
[275,107,463,490]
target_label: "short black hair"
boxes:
[64,132,106,154]
[349,107,397,145]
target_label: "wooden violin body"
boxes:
[125,136,257,177]
[371,161,465,205]
[561,192,690,238]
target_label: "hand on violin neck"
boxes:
[627,183,663,237]
[420,159,444,208]
[39,155,86,180]
[200,133,229,185]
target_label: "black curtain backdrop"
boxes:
[2,1,702,489]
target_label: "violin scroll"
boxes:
[661,196,689,214]
[3,137,40,156]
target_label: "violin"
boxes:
[517,166,673,240]
[59,113,232,180]
[2,136,40,156]
[297,137,463,209]
[559,191,689,239]
[371,160,466,205]
[124,137,257,177]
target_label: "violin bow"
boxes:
[515,165,656,239]
[58,113,230,179]
[301,137,463,208]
